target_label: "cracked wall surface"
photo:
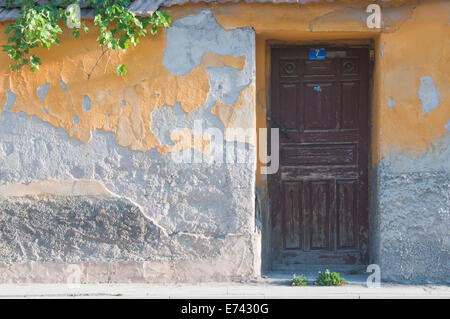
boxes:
[371,135,450,284]
[0,1,449,284]
[229,0,448,283]
[0,9,258,283]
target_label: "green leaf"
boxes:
[115,64,127,76]
[2,1,171,75]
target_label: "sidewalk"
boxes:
[1,273,449,299]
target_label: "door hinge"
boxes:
[370,49,375,61]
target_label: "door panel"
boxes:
[304,82,336,130]
[307,180,331,250]
[279,83,299,129]
[270,46,369,268]
[336,180,358,250]
[282,182,302,250]
[341,81,360,129]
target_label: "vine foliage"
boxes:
[2,0,171,75]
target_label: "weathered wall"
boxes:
[369,1,449,283]
[210,0,449,283]
[0,9,258,283]
[371,135,449,283]
[0,0,448,284]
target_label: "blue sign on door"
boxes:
[309,48,327,60]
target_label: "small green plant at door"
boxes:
[291,274,308,286]
[314,269,346,286]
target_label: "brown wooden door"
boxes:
[269,46,369,269]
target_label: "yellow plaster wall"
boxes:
[375,2,450,160]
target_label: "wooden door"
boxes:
[269,46,369,268]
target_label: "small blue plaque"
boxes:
[309,48,326,60]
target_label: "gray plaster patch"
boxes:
[82,95,92,111]
[154,9,254,148]
[381,135,450,173]
[37,82,50,102]
[73,115,79,124]
[0,196,166,264]
[60,79,69,94]
[376,169,449,283]
[371,135,450,283]
[207,67,251,106]
[445,119,450,132]
[417,76,441,114]
[381,42,386,58]
[0,142,14,156]
[163,9,254,77]
[2,90,16,112]
[388,97,395,107]
[151,97,224,147]
[0,103,257,274]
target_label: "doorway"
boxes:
[268,46,370,269]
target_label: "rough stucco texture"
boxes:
[0,1,449,285]
[0,9,258,283]
[371,135,450,284]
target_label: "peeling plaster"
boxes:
[0,109,256,242]
[0,108,257,281]
[372,134,450,283]
[2,90,16,112]
[60,79,69,94]
[36,82,50,102]
[388,97,395,107]
[0,1,448,285]
[0,9,254,154]
[82,94,92,111]
[418,76,441,115]
[0,8,258,282]
[163,10,252,77]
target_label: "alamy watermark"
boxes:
[65,4,81,29]
[65,264,83,289]
[366,264,381,288]
[64,3,382,30]
[366,4,382,29]
[169,120,280,175]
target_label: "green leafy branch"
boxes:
[2,0,171,76]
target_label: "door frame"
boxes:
[262,40,375,271]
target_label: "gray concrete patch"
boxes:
[2,90,16,112]
[0,109,258,281]
[37,82,50,102]
[60,79,69,94]
[418,76,441,114]
[371,135,450,284]
[0,196,166,265]
[388,97,395,107]
[163,10,254,78]
[82,95,92,111]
